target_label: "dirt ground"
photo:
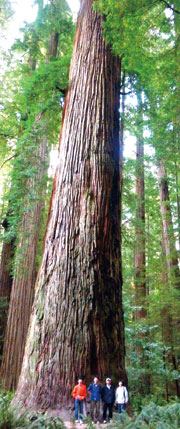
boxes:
[47,408,109,428]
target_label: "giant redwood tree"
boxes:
[14,0,126,409]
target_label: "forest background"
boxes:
[0,0,180,427]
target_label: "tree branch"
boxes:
[0,154,17,170]
[120,90,133,95]
[159,0,180,14]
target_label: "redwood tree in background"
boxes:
[0,139,47,390]
[0,217,14,358]
[134,90,146,321]
[134,89,150,394]
[157,158,180,286]
[0,17,66,389]
[14,0,126,409]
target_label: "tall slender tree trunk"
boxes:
[174,161,180,251]
[0,218,14,358]
[161,229,180,398]
[0,138,47,390]
[134,90,146,320]
[0,18,61,389]
[157,158,180,286]
[158,158,180,397]
[134,89,150,394]
[13,0,126,409]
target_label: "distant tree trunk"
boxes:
[0,138,47,390]
[174,161,180,252]
[13,0,126,410]
[0,218,14,299]
[0,24,61,390]
[157,158,180,287]
[158,157,180,397]
[161,229,180,398]
[134,90,146,320]
[134,89,150,395]
[0,218,14,358]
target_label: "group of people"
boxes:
[72,376,128,424]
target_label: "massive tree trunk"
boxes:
[13,0,126,409]
[157,158,180,287]
[0,138,47,390]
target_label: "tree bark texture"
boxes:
[14,0,126,409]
[134,90,146,320]
[0,223,14,358]
[0,137,47,390]
[0,224,14,301]
[157,158,180,287]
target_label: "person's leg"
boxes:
[103,403,108,421]
[95,401,100,422]
[90,401,95,421]
[121,403,125,413]
[117,403,121,414]
[79,400,84,421]
[108,403,113,420]
[74,399,79,421]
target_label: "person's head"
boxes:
[118,380,123,387]
[106,377,111,385]
[94,376,99,385]
[78,378,83,384]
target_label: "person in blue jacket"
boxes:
[101,378,115,423]
[87,376,102,423]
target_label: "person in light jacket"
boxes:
[115,380,128,414]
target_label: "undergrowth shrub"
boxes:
[109,400,180,429]
[0,390,65,428]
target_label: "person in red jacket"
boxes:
[72,377,87,424]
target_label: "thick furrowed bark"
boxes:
[14,0,126,409]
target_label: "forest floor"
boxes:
[47,409,108,428]
[64,423,105,429]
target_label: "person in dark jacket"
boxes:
[87,376,102,423]
[101,378,115,423]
